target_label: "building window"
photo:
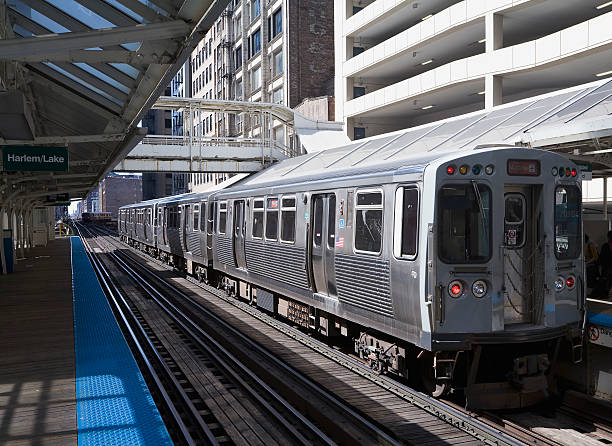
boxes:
[251,0,260,20]
[354,127,366,140]
[273,86,283,104]
[354,190,383,254]
[353,46,365,57]
[273,50,282,76]
[250,28,261,58]
[235,46,242,70]
[280,196,296,243]
[273,9,282,37]
[252,199,264,239]
[353,6,363,15]
[274,125,284,144]
[265,197,279,240]
[353,86,365,98]
[234,15,242,39]
[165,118,171,128]
[236,79,243,99]
[252,66,261,91]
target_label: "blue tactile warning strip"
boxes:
[588,312,612,328]
[71,237,173,446]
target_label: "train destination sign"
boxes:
[1,146,68,172]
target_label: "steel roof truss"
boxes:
[0,20,190,58]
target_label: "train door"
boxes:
[163,207,168,245]
[310,193,337,297]
[503,185,541,325]
[233,200,247,269]
[144,209,149,241]
[183,204,190,252]
[206,202,214,260]
[154,206,159,246]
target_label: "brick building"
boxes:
[188,0,335,191]
[100,174,143,219]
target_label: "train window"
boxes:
[252,199,264,239]
[393,186,419,259]
[438,184,491,263]
[504,194,525,248]
[193,204,199,231]
[265,197,279,240]
[554,185,581,260]
[313,196,323,247]
[354,190,383,254]
[327,195,336,248]
[280,196,296,243]
[218,202,227,235]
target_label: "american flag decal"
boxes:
[335,236,344,248]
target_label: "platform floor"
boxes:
[0,238,77,446]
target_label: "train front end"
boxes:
[425,147,584,408]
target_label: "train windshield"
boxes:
[554,185,581,260]
[438,183,491,263]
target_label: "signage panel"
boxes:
[589,323,612,348]
[2,146,68,172]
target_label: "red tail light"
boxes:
[566,276,575,289]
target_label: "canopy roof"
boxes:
[0,0,229,205]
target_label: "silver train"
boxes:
[119,142,584,409]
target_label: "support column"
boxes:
[485,13,503,109]
[0,204,6,275]
[604,176,608,226]
[19,204,25,259]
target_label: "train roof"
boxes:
[223,79,602,192]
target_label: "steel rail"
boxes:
[76,224,218,446]
[84,226,342,446]
[92,224,528,446]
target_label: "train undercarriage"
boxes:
[125,237,578,409]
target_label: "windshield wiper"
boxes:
[471,180,489,246]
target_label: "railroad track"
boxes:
[78,223,405,445]
[84,224,612,445]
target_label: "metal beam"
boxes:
[115,159,265,173]
[0,20,191,58]
[9,50,172,65]
[1,134,125,145]
[71,0,139,27]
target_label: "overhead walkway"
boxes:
[114,96,348,173]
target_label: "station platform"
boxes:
[0,238,172,445]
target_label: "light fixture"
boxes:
[472,280,487,298]
[477,90,485,95]
[422,105,434,110]
[478,38,486,43]
[421,14,433,20]
[596,69,612,77]
[596,0,612,9]
[421,59,433,65]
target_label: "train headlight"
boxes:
[485,164,494,175]
[566,275,576,290]
[551,167,558,176]
[448,280,464,298]
[554,277,565,291]
[472,280,487,298]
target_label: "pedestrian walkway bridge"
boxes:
[114,96,348,173]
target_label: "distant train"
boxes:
[119,141,585,409]
[81,211,113,223]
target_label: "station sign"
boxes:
[1,146,68,172]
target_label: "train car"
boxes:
[120,142,585,409]
[82,211,112,223]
